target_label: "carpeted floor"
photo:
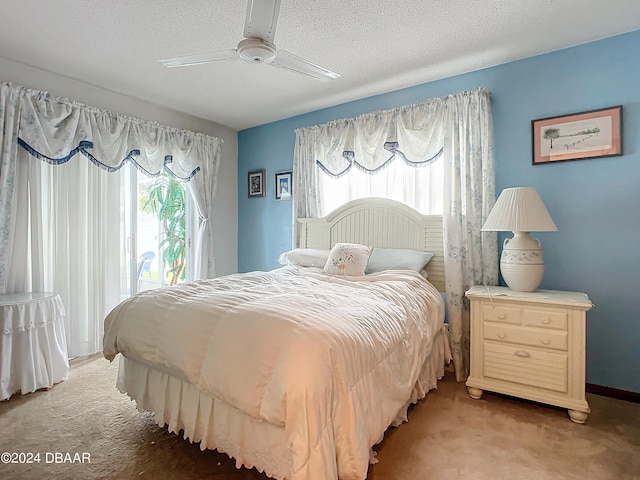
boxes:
[1,355,639,480]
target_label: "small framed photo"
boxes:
[275,170,292,200]
[247,169,265,198]
[532,105,622,165]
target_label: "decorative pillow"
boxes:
[323,243,371,276]
[277,248,330,268]
[365,248,435,274]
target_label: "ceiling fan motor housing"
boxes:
[238,38,277,64]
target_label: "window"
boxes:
[318,153,444,216]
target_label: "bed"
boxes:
[103,197,451,480]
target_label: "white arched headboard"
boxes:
[298,198,445,292]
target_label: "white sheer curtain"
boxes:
[0,82,222,357]
[318,157,443,216]
[292,87,498,380]
[7,150,121,356]
[187,139,222,280]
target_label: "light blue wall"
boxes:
[238,30,640,393]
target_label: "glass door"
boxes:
[120,165,188,299]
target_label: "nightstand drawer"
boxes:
[483,323,568,351]
[481,304,521,325]
[483,342,568,393]
[523,308,568,331]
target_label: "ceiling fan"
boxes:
[160,0,340,82]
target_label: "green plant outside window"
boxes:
[140,173,186,286]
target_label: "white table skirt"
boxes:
[0,292,69,401]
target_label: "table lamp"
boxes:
[482,187,558,292]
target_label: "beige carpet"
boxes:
[1,356,639,480]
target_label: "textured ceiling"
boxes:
[1,0,640,131]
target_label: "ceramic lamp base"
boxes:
[500,231,545,292]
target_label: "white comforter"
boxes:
[103,266,444,480]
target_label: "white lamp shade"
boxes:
[482,187,557,292]
[482,187,557,232]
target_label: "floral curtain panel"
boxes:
[443,89,499,380]
[0,84,21,293]
[293,87,498,380]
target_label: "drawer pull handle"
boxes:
[497,313,506,319]
[514,350,530,358]
[541,338,550,345]
[542,318,550,324]
[498,333,506,339]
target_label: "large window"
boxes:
[0,82,222,359]
[294,98,447,222]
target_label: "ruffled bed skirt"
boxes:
[117,324,452,479]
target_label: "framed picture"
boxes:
[247,169,265,198]
[532,105,622,165]
[275,170,292,200]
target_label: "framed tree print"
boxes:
[532,106,622,165]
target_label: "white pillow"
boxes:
[323,243,371,276]
[365,248,434,274]
[277,248,330,268]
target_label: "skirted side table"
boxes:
[0,292,69,401]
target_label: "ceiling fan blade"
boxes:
[270,50,340,82]
[243,0,281,42]
[160,49,238,67]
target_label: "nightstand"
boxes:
[465,285,593,423]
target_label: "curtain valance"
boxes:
[4,82,222,180]
[296,95,446,178]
